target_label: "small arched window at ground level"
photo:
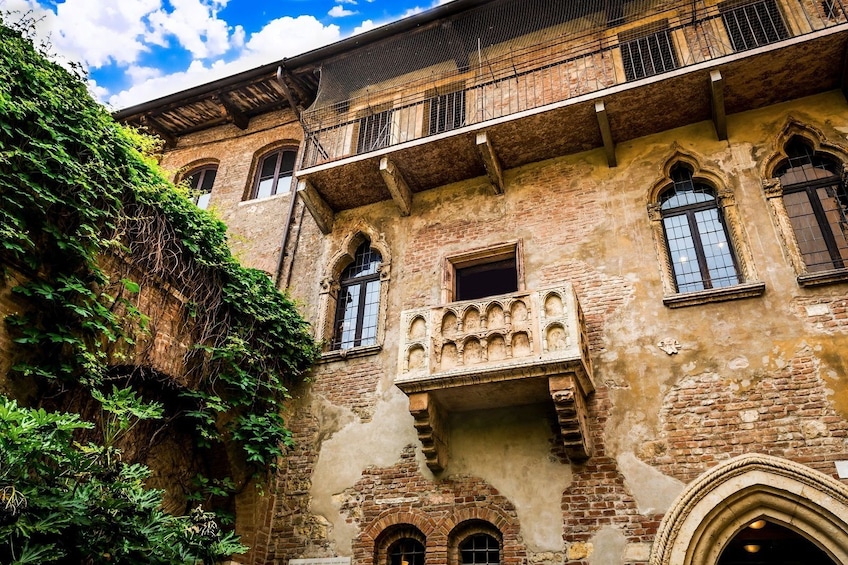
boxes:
[185,166,217,209]
[459,534,500,565]
[660,164,740,293]
[775,138,848,273]
[332,240,382,350]
[388,538,425,565]
[252,149,297,199]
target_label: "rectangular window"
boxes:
[721,0,789,52]
[428,89,466,135]
[444,242,524,303]
[356,108,393,154]
[619,23,678,81]
[784,184,848,272]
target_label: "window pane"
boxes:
[664,214,705,293]
[360,280,381,346]
[255,178,275,199]
[199,169,216,191]
[460,534,499,565]
[818,184,848,267]
[259,152,279,179]
[196,191,212,210]
[695,208,739,288]
[336,284,361,349]
[389,539,425,565]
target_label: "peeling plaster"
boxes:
[448,405,572,553]
[309,387,428,555]
[616,451,684,515]
[587,526,625,565]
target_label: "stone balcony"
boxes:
[395,284,594,472]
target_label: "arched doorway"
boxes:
[650,454,848,565]
[718,519,836,564]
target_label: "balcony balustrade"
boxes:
[395,284,595,471]
[302,0,847,169]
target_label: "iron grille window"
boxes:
[721,0,789,52]
[185,166,216,209]
[332,241,382,350]
[357,109,393,153]
[388,538,425,565]
[428,90,466,135]
[661,165,740,293]
[620,27,678,81]
[776,139,848,272]
[460,534,500,565]
[822,0,846,20]
[252,149,296,199]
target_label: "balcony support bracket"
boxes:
[710,70,728,141]
[550,374,593,461]
[595,101,617,168]
[408,391,448,472]
[297,179,334,234]
[476,132,505,194]
[218,92,250,130]
[379,157,413,216]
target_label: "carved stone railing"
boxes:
[395,284,594,471]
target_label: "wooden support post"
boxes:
[476,131,505,194]
[595,101,617,168]
[379,157,413,216]
[297,179,334,234]
[710,70,728,141]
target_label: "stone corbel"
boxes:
[379,157,413,216]
[476,132,505,194]
[298,179,334,234]
[710,70,727,141]
[762,178,782,198]
[408,392,448,472]
[595,101,617,168]
[549,374,593,461]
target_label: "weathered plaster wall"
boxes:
[267,91,848,565]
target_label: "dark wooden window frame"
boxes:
[184,165,217,209]
[331,241,383,350]
[250,148,297,200]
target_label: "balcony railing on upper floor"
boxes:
[301,0,847,169]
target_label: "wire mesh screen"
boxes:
[301,0,848,167]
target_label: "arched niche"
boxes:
[650,453,848,565]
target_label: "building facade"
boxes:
[117,1,848,563]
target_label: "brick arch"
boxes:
[435,506,517,539]
[437,508,523,565]
[356,511,439,565]
[650,453,848,565]
[173,157,220,184]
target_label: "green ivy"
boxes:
[0,11,319,550]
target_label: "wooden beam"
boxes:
[297,179,334,234]
[218,92,249,130]
[475,132,505,194]
[379,157,413,216]
[140,114,177,148]
[276,66,303,121]
[710,69,728,141]
[594,101,616,168]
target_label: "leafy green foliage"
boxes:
[0,396,247,564]
[0,14,319,560]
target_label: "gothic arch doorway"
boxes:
[650,454,848,565]
[718,518,836,564]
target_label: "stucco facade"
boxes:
[120,1,848,563]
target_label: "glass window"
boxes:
[459,534,500,565]
[185,166,217,209]
[721,0,789,52]
[252,149,296,199]
[388,538,425,565]
[332,241,382,350]
[620,26,678,81]
[661,165,740,293]
[776,139,848,272]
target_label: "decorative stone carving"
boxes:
[657,338,680,355]
[396,284,594,471]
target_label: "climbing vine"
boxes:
[0,7,318,531]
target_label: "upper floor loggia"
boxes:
[294,0,848,231]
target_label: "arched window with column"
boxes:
[659,163,740,293]
[332,240,382,350]
[773,137,848,273]
[647,151,763,307]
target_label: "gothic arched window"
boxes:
[332,240,382,350]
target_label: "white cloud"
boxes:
[338,0,358,3]
[109,15,342,109]
[328,5,357,17]
[146,0,232,60]
[352,19,377,35]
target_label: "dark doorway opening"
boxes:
[718,519,836,565]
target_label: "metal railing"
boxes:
[302,0,847,168]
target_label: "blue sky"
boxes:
[1,0,450,109]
